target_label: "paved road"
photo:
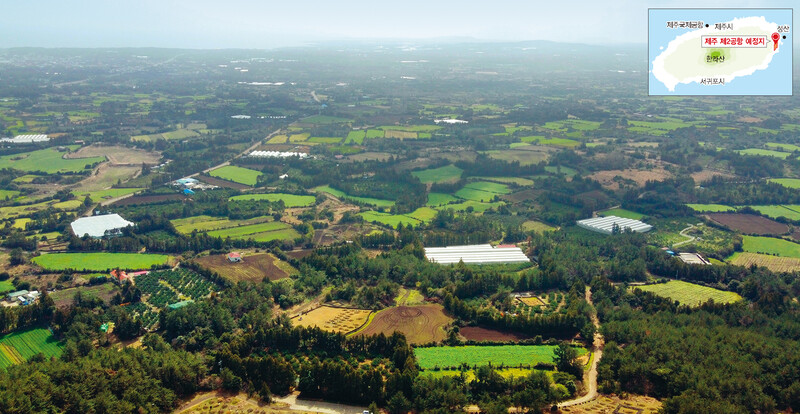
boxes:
[672,224,700,248]
[558,286,604,408]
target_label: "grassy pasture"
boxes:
[314,185,394,207]
[522,220,556,233]
[472,176,534,186]
[599,208,645,220]
[455,187,500,202]
[485,150,548,166]
[446,200,503,213]
[229,193,315,207]
[345,130,366,144]
[748,205,800,221]
[209,165,262,186]
[415,345,587,370]
[33,253,170,271]
[765,142,800,152]
[427,193,459,207]
[768,178,800,189]
[205,222,298,241]
[687,204,736,212]
[406,207,438,222]
[0,328,64,369]
[742,236,800,258]
[359,211,421,228]
[412,165,463,184]
[308,136,342,144]
[633,280,742,307]
[365,129,385,139]
[288,133,310,142]
[0,148,104,173]
[464,181,510,194]
[737,149,791,159]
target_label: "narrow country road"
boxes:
[672,223,699,248]
[558,286,604,408]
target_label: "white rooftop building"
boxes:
[576,216,653,235]
[249,150,308,159]
[0,134,49,144]
[71,214,134,238]
[424,244,530,265]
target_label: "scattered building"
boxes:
[677,252,711,265]
[183,188,195,195]
[5,290,39,305]
[434,119,468,124]
[279,174,289,180]
[231,114,251,119]
[249,150,308,159]
[227,252,243,262]
[0,134,49,144]
[576,216,653,235]
[424,244,530,265]
[70,213,134,238]
[168,300,194,309]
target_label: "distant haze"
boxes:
[0,0,796,48]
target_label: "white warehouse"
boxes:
[424,244,530,265]
[576,216,653,235]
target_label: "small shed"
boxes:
[183,188,195,195]
[227,252,242,262]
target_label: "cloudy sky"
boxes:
[0,0,796,48]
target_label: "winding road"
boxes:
[558,286,604,408]
[672,223,702,248]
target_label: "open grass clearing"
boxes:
[208,165,262,186]
[768,178,800,189]
[415,345,587,370]
[737,148,791,159]
[427,192,459,207]
[228,193,315,207]
[687,204,736,212]
[0,147,104,173]
[728,252,800,273]
[33,252,170,271]
[313,185,394,207]
[599,208,645,220]
[741,235,800,258]
[412,164,463,184]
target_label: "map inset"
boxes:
[649,9,792,95]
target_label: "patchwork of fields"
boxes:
[172,215,300,242]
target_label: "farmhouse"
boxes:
[424,244,530,265]
[576,216,653,235]
[227,252,242,262]
[70,213,134,238]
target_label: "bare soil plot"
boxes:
[344,152,393,162]
[560,394,662,414]
[285,249,313,260]
[356,304,453,344]
[691,169,734,184]
[518,296,546,306]
[460,326,531,342]
[195,253,296,283]
[66,145,161,165]
[588,167,671,189]
[729,252,800,273]
[292,306,373,334]
[707,213,789,235]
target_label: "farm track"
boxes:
[672,224,697,248]
[558,286,603,408]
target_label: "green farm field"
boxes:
[208,165,263,186]
[737,149,791,159]
[314,185,394,207]
[687,204,736,212]
[359,211,421,228]
[412,165,463,184]
[414,345,587,370]
[0,148,105,173]
[633,280,742,307]
[171,215,273,234]
[741,236,800,258]
[427,193,459,207]
[229,193,316,207]
[748,205,800,222]
[768,178,800,189]
[0,328,64,369]
[599,208,645,220]
[32,252,170,271]
[206,222,300,242]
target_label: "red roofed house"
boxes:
[110,269,129,282]
[227,252,242,263]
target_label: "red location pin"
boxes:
[771,32,780,50]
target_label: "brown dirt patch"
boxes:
[691,169,735,184]
[729,252,800,273]
[502,188,544,203]
[292,306,373,334]
[197,175,251,190]
[357,304,453,345]
[737,116,762,123]
[195,253,295,283]
[50,283,120,309]
[66,145,161,165]
[588,168,671,189]
[560,394,662,414]
[707,213,789,235]
[110,194,184,206]
[175,391,302,414]
[460,326,531,342]
[344,152,393,162]
[285,249,313,260]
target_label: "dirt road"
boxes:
[273,392,368,414]
[558,286,604,408]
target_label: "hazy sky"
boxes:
[0,0,796,48]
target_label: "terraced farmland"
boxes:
[0,328,64,369]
